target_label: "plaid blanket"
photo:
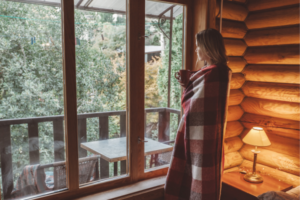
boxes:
[165,64,231,200]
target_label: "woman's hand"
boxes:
[175,72,186,88]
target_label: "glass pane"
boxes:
[144,0,184,171]
[74,0,127,185]
[0,0,66,199]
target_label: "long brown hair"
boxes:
[196,28,228,66]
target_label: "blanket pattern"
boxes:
[165,64,231,200]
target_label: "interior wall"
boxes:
[215,0,248,172]
[219,0,300,187]
[239,0,300,187]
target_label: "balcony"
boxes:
[0,107,180,199]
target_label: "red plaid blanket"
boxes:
[165,64,231,200]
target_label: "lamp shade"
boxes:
[242,127,271,147]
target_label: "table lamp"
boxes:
[242,127,271,183]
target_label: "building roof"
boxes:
[8,0,183,19]
[145,45,162,54]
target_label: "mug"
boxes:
[175,70,192,87]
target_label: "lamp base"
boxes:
[244,173,263,183]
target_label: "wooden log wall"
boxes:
[219,0,300,182]
[235,0,299,185]
[216,0,249,170]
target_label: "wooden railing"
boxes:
[0,107,180,199]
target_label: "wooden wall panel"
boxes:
[227,57,247,73]
[243,65,300,84]
[230,73,245,89]
[244,45,300,64]
[241,97,300,121]
[216,19,247,39]
[228,89,245,106]
[227,105,244,121]
[240,145,300,176]
[224,137,244,154]
[244,25,300,46]
[216,1,248,21]
[247,0,299,12]
[240,160,300,187]
[240,113,300,140]
[240,131,300,158]
[243,82,300,102]
[245,6,300,29]
[224,39,247,56]
[225,121,244,138]
[242,82,300,103]
[224,151,243,169]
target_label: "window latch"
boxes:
[138,137,148,144]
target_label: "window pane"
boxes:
[144,0,184,171]
[0,0,66,199]
[74,0,127,185]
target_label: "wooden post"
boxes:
[53,119,65,162]
[99,116,109,179]
[158,110,170,142]
[0,125,13,199]
[62,0,79,190]
[120,114,126,175]
[78,118,87,158]
[28,122,40,164]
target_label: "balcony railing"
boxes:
[0,107,180,199]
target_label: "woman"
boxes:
[165,28,232,200]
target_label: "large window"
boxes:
[0,0,187,199]
[0,1,66,199]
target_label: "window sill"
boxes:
[74,176,166,200]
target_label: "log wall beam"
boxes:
[224,136,244,154]
[241,97,300,121]
[228,89,245,106]
[216,1,248,21]
[244,25,300,47]
[240,145,300,176]
[224,151,243,169]
[240,113,300,140]
[224,39,247,56]
[247,0,299,12]
[216,19,247,39]
[242,82,300,103]
[240,160,300,187]
[228,57,247,73]
[230,73,245,89]
[244,45,300,64]
[243,65,300,84]
[225,121,244,138]
[240,130,300,158]
[227,105,244,121]
[245,6,300,29]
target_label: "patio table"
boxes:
[80,137,173,162]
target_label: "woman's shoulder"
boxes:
[203,63,231,73]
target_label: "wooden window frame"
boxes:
[0,0,216,199]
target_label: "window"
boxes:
[144,1,184,171]
[0,1,66,199]
[0,0,187,199]
[74,0,128,183]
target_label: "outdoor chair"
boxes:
[11,156,99,199]
[41,155,100,190]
